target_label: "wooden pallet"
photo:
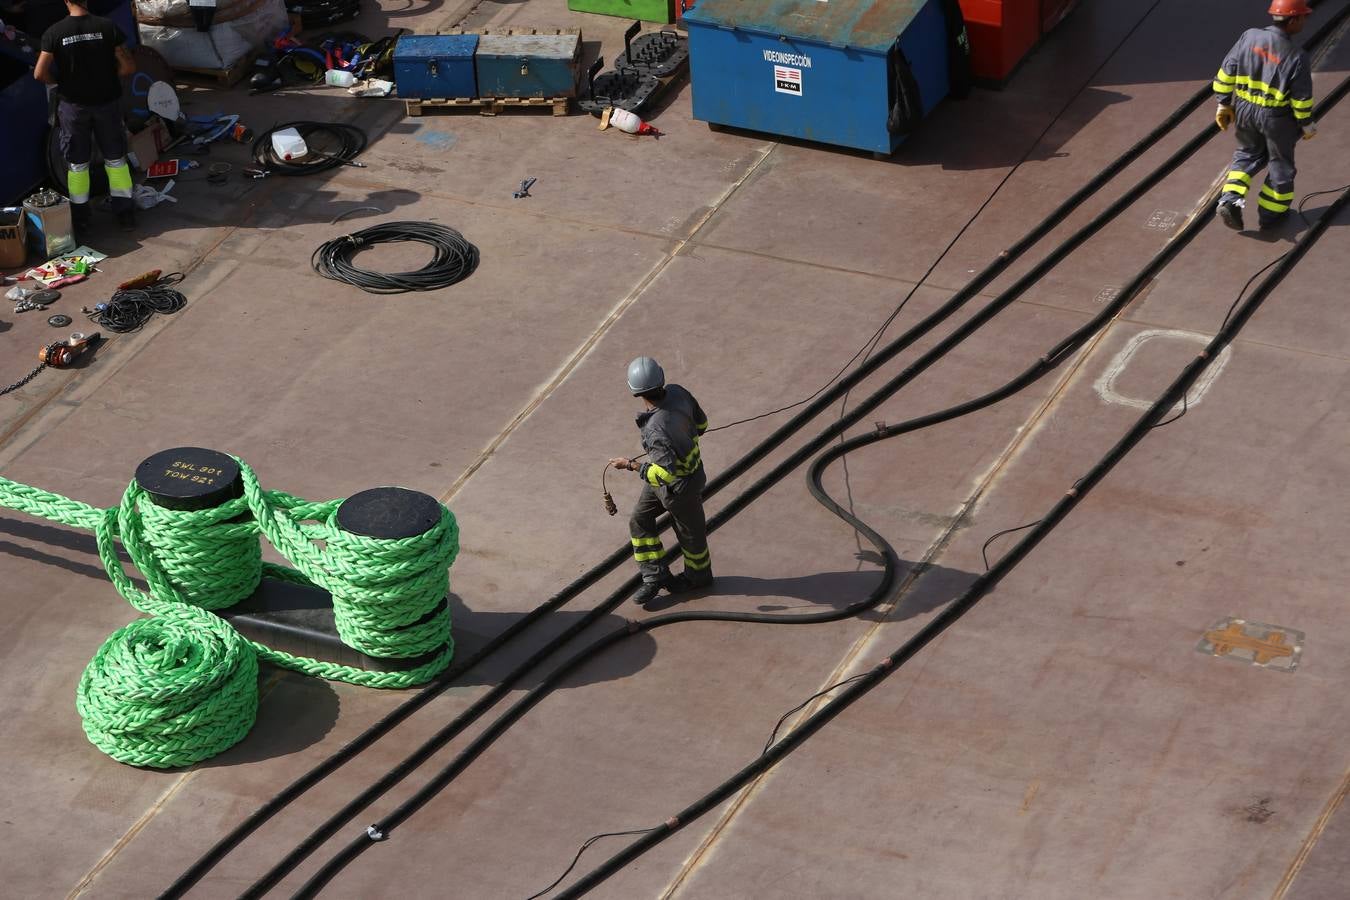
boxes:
[171,49,259,88]
[404,96,571,117]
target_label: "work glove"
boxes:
[1215,105,1234,131]
[1301,121,1317,141]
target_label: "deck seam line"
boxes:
[64,670,287,897]
[1272,762,1350,898]
[662,304,1126,897]
[435,143,777,504]
[0,207,257,465]
[66,773,200,899]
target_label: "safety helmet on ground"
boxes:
[627,356,665,395]
[1269,0,1312,16]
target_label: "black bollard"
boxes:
[135,446,243,511]
[223,485,450,673]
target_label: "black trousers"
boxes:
[628,466,712,586]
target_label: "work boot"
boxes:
[1216,198,1243,231]
[71,202,93,237]
[633,581,664,605]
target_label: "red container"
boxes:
[958,0,1038,81]
[958,0,1078,83]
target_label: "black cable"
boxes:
[311,221,480,294]
[344,78,1350,898]
[523,828,657,900]
[980,521,1042,571]
[762,673,869,754]
[550,183,1350,900]
[251,121,367,175]
[84,273,186,333]
[162,14,1350,894]
[296,62,1302,895]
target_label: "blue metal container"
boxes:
[394,33,479,100]
[474,33,582,98]
[683,0,951,154]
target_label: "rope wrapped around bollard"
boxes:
[0,457,459,768]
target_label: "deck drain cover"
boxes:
[1197,618,1303,673]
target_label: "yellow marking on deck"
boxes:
[1204,622,1294,664]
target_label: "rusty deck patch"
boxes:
[1197,618,1304,673]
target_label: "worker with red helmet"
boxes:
[1213,0,1316,231]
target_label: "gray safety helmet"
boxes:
[627,356,665,395]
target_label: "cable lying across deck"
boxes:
[549,183,1350,900]
[162,4,1350,894]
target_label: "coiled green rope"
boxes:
[0,458,459,768]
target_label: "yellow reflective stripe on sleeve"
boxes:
[695,420,708,434]
[1260,185,1295,201]
[1214,69,1236,84]
[1257,196,1290,214]
[1213,82,1234,94]
[645,464,676,486]
[1293,108,1312,120]
[1291,97,1314,109]
[631,536,662,547]
[1224,183,1249,196]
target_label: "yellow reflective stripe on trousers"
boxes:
[645,463,676,486]
[1261,185,1295,202]
[633,550,663,562]
[67,163,91,204]
[1224,171,1251,196]
[632,536,662,547]
[105,158,133,199]
[1257,196,1290,214]
[682,548,710,569]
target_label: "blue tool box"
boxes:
[683,0,955,154]
[474,33,582,98]
[393,33,480,100]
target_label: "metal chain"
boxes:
[0,362,49,397]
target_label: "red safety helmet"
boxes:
[1269,0,1312,16]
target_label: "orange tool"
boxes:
[117,269,163,291]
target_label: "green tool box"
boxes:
[568,0,674,25]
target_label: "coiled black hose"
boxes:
[311,221,480,293]
[250,122,367,176]
[85,273,187,333]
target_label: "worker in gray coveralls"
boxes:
[1213,0,1317,232]
[609,357,713,605]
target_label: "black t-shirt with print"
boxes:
[40,13,124,105]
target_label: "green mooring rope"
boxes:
[0,458,459,768]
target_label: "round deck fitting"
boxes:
[135,447,244,511]
[336,486,443,539]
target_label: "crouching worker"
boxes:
[33,0,137,232]
[609,357,713,606]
